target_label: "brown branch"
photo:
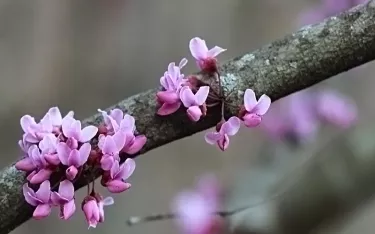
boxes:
[1,1,375,233]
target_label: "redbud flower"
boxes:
[39,134,60,165]
[189,37,226,73]
[20,114,53,144]
[98,131,126,170]
[82,197,100,229]
[24,145,53,184]
[51,180,76,220]
[56,142,91,180]
[205,116,241,151]
[62,116,98,143]
[157,59,187,116]
[106,158,135,193]
[316,89,357,128]
[240,89,271,128]
[97,195,114,222]
[23,180,52,220]
[173,175,223,234]
[180,86,210,122]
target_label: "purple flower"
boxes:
[20,114,53,144]
[106,158,135,193]
[189,37,226,73]
[180,86,210,122]
[39,134,60,165]
[316,89,357,128]
[23,180,52,220]
[97,196,114,222]
[62,116,98,143]
[51,180,76,220]
[173,175,222,234]
[56,142,91,180]
[240,89,271,128]
[82,194,114,229]
[205,117,241,151]
[98,131,126,170]
[157,59,188,116]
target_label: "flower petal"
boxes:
[112,131,126,152]
[102,136,117,154]
[33,204,51,220]
[68,149,81,167]
[204,132,222,145]
[195,86,210,105]
[157,102,181,116]
[23,183,38,206]
[253,94,271,115]
[20,115,37,133]
[189,37,208,60]
[58,180,74,200]
[123,135,146,155]
[62,199,76,220]
[207,46,226,58]
[80,126,98,142]
[47,107,62,126]
[220,117,241,136]
[78,143,91,165]
[56,142,70,165]
[120,158,136,180]
[36,180,51,203]
[244,89,257,112]
[106,180,131,193]
[180,86,196,107]
[29,169,52,184]
[16,157,36,172]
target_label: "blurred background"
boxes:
[3,0,375,233]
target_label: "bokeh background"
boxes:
[2,0,375,233]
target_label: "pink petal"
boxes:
[61,116,75,138]
[106,180,131,193]
[180,86,196,107]
[204,132,222,145]
[101,156,115,171]
[44,153,60,166]
[40,113,53,133]
[195,86,210,105]
[207,46,226,58]
[35,180,51,203]
[78,143,91,165]
[66,166,78,180]
[253,94,271,115]
[33,204,51,220]
[119,158,136,180]
[83,200,95,222]
[47,107,62,126]
[218,134,230,151]
[243,113,262,128]
[120,115,136,133]
[102,136,117,154]
[187,106,202,122]
[157,102,181,116]
[157,91,180,104]
[58,180,74,200]
[15,157,36,172]
[20,115,37,133]
[61,199,76,220]
[220,117,241,136]
[80,126,98,142]
[179,58,188,69]
[113,131,126,152]
[56,142,70,165]
[189,37,208,60]
[243,89,257,112]
[110,160,120,179]
[109,108,124,124]
[30,169,52,184]
[68,149,81,167]
[23,183,38,206]
[123,135,147,155]
[51,192,68,205]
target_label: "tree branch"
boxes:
[1,1,375,233]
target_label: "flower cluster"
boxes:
[16,107,146,228]
[156,37,271,151]
[299,0,366,25]
[261,89,357,144]
[172,175,224,234]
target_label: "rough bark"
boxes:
[1,1,375,233]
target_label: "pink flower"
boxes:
[56,142,91,180]
[180,86,210,122]
[106,158,135,193]
[157,59,187,116]
[98,131,126,170]
[39,134,60,165]
[51,180,76,220]
[316,90,357,128]
[205,117,241,151]
[23,145,53,184]
[189,37,226,73]
[240,89,271,128]
[23,180,52,220]
[62,116,98,143]
[20,114,53,144]
[173,175,222,234]
[82,198,100,229]
[82,194,114,229]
